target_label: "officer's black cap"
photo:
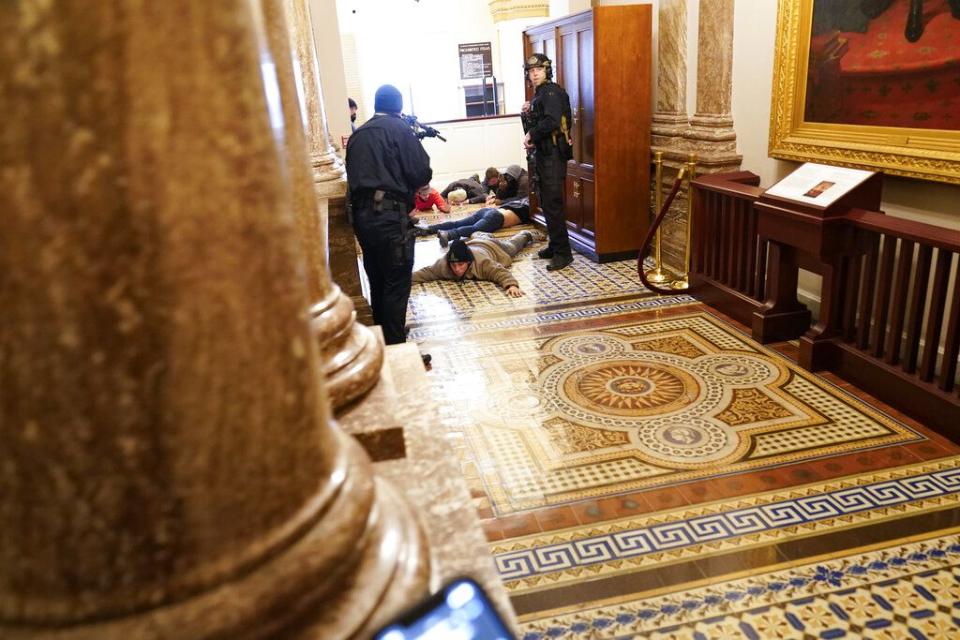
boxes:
[374,85,403,114]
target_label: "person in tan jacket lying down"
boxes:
[411,231,542,298]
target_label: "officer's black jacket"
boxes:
[345,114,432,209]
[528,82,571,151]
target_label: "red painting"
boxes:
[805,0,960,129]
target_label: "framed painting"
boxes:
[769,0,960,184]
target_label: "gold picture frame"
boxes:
[769,0,960,185]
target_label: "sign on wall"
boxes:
[458,42,493,80]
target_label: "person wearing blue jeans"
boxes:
[420,199,531,247]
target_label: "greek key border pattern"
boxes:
[495,460,960,582]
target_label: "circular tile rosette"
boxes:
[538,334,790,468]
[562,360,699,417]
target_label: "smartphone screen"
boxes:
[373,577,514,640]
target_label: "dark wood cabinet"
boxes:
[524,6,651,262]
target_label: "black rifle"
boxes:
[520,108,539,193]
[401,114,447,142]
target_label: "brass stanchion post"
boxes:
[645,151,670,284]
[671,153,698,290]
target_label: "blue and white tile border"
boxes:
[495,458,960,584]
[518,531,960,638]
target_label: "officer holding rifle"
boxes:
[521,53,574,271]
[346,84,433,362]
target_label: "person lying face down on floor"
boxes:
[416,197,532,247]
[441,167,501,204]
[414,184,450,213]
[492,164,529,205]
[411,231,542,298]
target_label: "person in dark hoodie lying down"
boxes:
[412,231,542,297]
[415,197,532,247]
[492,164,530,204]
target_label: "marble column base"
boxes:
[0,430,429,640]
[297,474,432,639]
[653,133,742,175]
[310,283,384,410]
[652,112,689,139]
[337,342,519,632]
[650,126,743,276]
[682,113,742,173]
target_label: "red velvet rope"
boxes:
[636,169,687,295]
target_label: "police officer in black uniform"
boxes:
[521,53,574,271]
[346,85,433,357]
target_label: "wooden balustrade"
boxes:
[813,211,960,435]
[689,172,766,326]
[686,171,960,438]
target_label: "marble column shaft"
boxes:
[652,0,689,139]
[286,0,346,196]
[283,0,382,409]
[688,0,738,142]
[0,1,426,637]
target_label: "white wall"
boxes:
[420,117,527,190]
[334,0,558,187]
[336,0,525,123]
[310,0,351,151]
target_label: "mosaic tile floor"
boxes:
[399,232,960,638]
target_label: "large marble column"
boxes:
[287,0,373,327]
[283,0,381,408]
[654,0,742,274]
[0,1,427,638]
[683,0,741,173]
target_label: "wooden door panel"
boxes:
[580,175,596,238]
[564,173,582,230]
[578,27,595,167]
[560,33,580,162]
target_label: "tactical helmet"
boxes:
[524,53,553,80]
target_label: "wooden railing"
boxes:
[818,211,960,433]
[687,171,960,437]
[689,172,766,326]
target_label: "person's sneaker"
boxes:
[537,246,554,259]
[546,254,574,271]
[526,230,548,243]
[438,230,451,248]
